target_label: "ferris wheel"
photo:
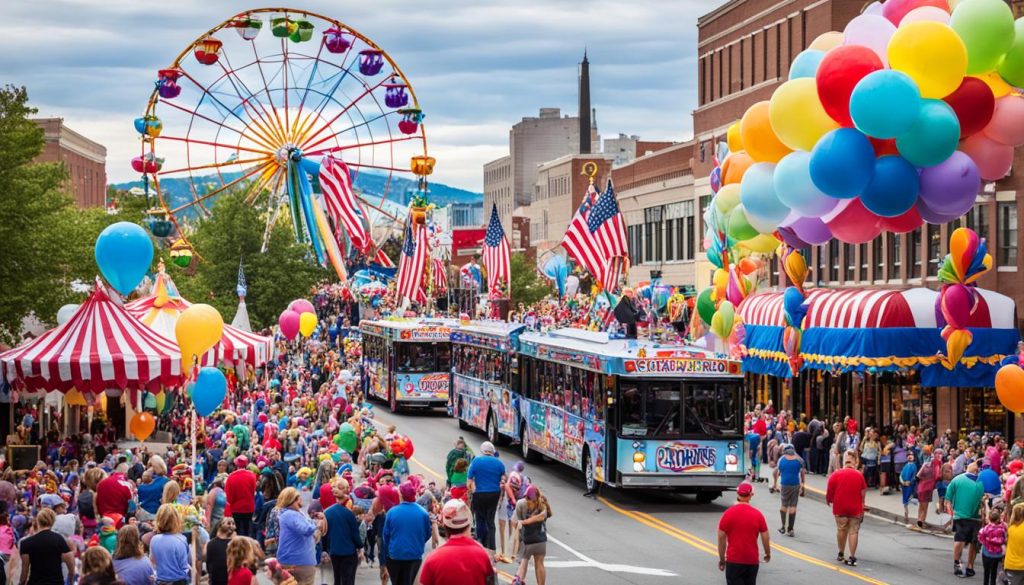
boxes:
[133,8,433,278]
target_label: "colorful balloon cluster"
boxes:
[708,0,1024,249]
[279,299,318,340]
[778,247,811,375]
[694,257,759,356]
[937,227,993,367]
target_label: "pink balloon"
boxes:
[843,14,896,66]
[901,5,950,24]
[882,0,948,25]
[961,134,1014,181]
[879,206,924,233]
[822,198,881,244]
[983,95,1024,147]
[288,299,316,315]
[279,309,301,340]
[941,284,973,330]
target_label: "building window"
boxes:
[829,241,839,282]
[871,237,883,281]
[889,234,902,280]
[859,243,867,280]
[628,224,643,265]
[844,244,855,281]
[1000,202,1018,267]
[666,218,678,261]
[909,228,922,278]
[966,203,990,240]
[816,245,827,286]
[699,141,707,163]
[644,206,663,263]
[927,224,941,276]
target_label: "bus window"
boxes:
[618,381,682,438]
[619,381,645,436]
[436,344,451,371]
[685,383,741,436]
[397,343,434,372]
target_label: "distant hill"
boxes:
[112,169,482,217]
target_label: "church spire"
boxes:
[579,50,592,155]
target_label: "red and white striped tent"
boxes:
[0,284,183,393]
[739,287,1016,329]
[125,271,272,368]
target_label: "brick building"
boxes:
[525,153,614,253]
[32,118,107,208]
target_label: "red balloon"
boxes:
[941,283,974,330]
[882,0,949,25]
[816,46,884,127]
[822,198,882,244]
[869,137,900,157]
[879,206,924,233]
[943,77,995,138]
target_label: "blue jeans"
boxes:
[472,491,500,550]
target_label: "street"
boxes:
[336,408,957,585]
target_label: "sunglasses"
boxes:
[382,478,395,484]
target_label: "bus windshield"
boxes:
[619,379,741,439]
[395,343,446,372]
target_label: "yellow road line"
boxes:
[598,496,889,585]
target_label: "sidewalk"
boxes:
[797,470,954,538]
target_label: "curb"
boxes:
[802,485,954,540]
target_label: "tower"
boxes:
[578,50,591,155]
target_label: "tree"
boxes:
[165,192,324,330]
[510,252,552,306]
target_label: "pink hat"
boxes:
[399,481,417,503]
[736,482,754,497]
[234,455,248,468]
[378,484,400,511]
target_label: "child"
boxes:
[979,508,1007,585]
[352,505,372,567]
[900,452,919,526]
[449,459,469,502]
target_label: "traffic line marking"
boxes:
[598,496,890,585]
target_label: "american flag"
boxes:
[396,223,427,304]
[562,182,601,282]
[482,203,510,296]
[319,155,370,253]
[373,247,395,268]
[432,258,449,293]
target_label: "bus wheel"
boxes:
[696,490,722,504]
[520,423,540,463]
[582,449,597,493]
[486,413,503,446]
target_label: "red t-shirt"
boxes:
[319,484,336,509]
[95,473,134,517]
[752,418,767,436]
[228,567,253,585]
[717,503,767,565]
[419,535,495,585]
[826,467,867,517]
[225,469,257,514]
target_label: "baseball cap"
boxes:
[399,481,417,503]
[782,444,795,455]
[234,455,249,468]
[441,499,472,530]
[480,441,496,455]
[736,482,754,497]
[40,494,65,508]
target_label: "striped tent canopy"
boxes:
[737,287,1019,386]
[0,283,183,393]
[125,270,272,368]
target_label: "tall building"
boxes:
[32,118,107,208]
[483,155,512,232]
[579,51,592,155]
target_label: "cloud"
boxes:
[3,1,705,192]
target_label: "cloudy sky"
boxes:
[3,0,710,192]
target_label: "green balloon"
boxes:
[696,287,716,326]
[727,205,759,242]
[998,18,1024,88]
[951,0,1015,74]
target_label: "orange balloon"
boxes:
[995,364,1024,414]
[130,412,156,442]
[739,101,793,163]
[721,151,754,185]
[737,257,760,275]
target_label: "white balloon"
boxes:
[565,275,580,298]
[57,304,80,326]
[863,1,883,15]
[843,14,896,66]
[901,6,950,24]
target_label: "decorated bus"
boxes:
[450,321,525,444]
[516,328,745,500]
[360,318,454,411]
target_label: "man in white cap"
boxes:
[468,441,507,562]
[717,482,770,585]
[419,499,496,585]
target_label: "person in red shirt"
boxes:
[826,451,868,567]
[95,464,135,519]
[419,499,496,585]
[225,456,257,538]
[717,482,770,585]
[226,534,259,585]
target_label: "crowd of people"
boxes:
[0,286,556,585]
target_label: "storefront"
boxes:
[739,287,1018,437]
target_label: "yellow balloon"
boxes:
[888,21,967,99]
[808,31,844,51]
[726,122,744,154]
[738,233,782,254]
[299,312,318,337]
[66,388,87,407]
[768,78,840,151]
[175,303,224,374]
[973,71,1013,98]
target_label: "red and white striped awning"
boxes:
[738,287,1015,329]
[125,272,272,368]
[0,284,183,393]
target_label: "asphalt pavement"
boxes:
[333,408,958,585]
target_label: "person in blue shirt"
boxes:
[900,452,919,526]
[149,504,191,584]
[978,461,1003,499]
[772,444,805,537]
[382,481,433,585]
[467,441,507,560]
[275,487,325,585]
[323,479,363,585]
[136,455,169,522]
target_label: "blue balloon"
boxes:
[860,156,920,217]
[774,152,838,218]
[542,255,569,298]
[809,128,876,199]
[849,70,921,139]
[95,222,153,295]
[192,367,227,417]
[783,286,808,327]
[789,50,825,80]
[739,162,788,224]
[896,99,961,168]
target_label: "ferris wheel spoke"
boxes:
[216,56,288,145]
[290,40,328,142]
[293,47,362,142]
[296,78,391,152]
[157,135,272,158]
[249,42,290,143]
[169,160,275,214]
[302,135,420,158]
[157,99,263,146]
[243,166,282,205]
[358,195,401,223]
[282,38,291,139]
[300,108,394,153]
[179,69,281,152]
[159,155,272,177]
